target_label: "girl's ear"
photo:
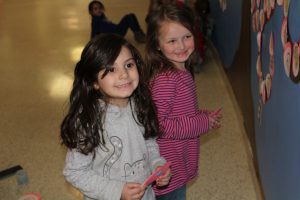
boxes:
[93,82,100,90]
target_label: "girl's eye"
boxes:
[168,40,176,44]
[125,62,135,68]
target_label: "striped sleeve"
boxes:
[151,74,209,140]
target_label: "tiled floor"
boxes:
[0,0,262,199]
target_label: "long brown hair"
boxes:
[61,34,160,155]
[144,4,197,82]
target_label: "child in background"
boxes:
[145,5,221,200]
[88,0,146,43]
[60,34,171,200]
[194,0,211,39]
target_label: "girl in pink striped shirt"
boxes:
[145,4,221,200]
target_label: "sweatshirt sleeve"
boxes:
[145,137,166,171]
[63,149,124,200]
[151,74,209,140]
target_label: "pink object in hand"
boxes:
[143,162,171,187]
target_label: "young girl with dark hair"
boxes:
[61,33,171,200]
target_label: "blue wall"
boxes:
[210,0,242,68]
[211,0,300,199]
[251,1,300,200]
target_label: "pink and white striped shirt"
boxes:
[150,69,209,195]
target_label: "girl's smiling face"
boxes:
[158,21,195,70]
[93,46,139,107]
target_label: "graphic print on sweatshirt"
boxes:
[103,136,147,182]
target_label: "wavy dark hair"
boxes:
[61,33,160,155]
[144,4,196,82]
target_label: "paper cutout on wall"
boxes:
[269,31,274,56]
[255,10,260,32]
[283,0,290,17]
[260,80,267,104]
[291,42,300,83]
[260,9,265,31]
[257,55,263,79]
[283,42,292,78]
[257,32,262,53]
[281,17,288,48]
[265,73,272,100]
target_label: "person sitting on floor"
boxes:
[88,0,146,43]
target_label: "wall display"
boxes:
[252,0,276,123]
[278,0,300,83]
[252,0,299,123]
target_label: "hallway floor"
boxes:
[0,0,262,199]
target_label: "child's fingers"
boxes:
[123,183,145,199]
[131,189,145,200]
[209,115,222,129]
[156,168,171,187]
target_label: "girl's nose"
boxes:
[177,40,185,50]
[119,67,129,79]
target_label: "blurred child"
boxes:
[88,0,146,43]
[194,0,211,39]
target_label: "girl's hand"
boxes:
[208,108,222,129]
[155,167,171,187]
[121,183,145,200]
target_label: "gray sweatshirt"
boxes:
[63,102,166,200]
